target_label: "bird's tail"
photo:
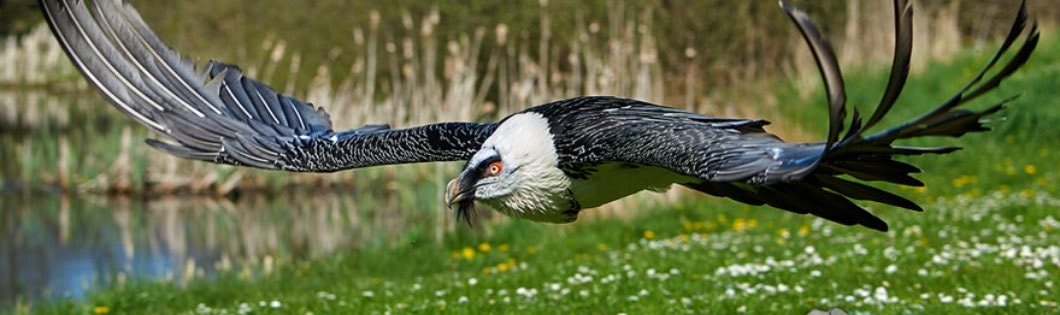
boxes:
[689,1,1038,231]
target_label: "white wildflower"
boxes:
[237,303,252,315]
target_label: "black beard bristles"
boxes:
[455,199,477,227]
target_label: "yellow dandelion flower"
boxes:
[798,225,810,236]
[778,228,790,239]
[94,306,109,314]
[733,218,756,231]
[498,244,510,252]
[1025,164,1037,175]
[597,243,608,251]
[527,246,537,254]
[952,175,977,188]
[643,230,655,239]
[462,247,475,260]
[497,262,510,272]
[478,242,491,253]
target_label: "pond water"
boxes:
[0,191,453,307]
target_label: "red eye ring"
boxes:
[486,161,503,176]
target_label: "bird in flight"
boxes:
[40,0,1038,231]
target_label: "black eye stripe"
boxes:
[476,155,502,175]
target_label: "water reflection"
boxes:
[0,192,447,306]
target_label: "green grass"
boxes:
[12,25,1060,315]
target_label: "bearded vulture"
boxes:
[39,0,1039,231]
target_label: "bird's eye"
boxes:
[486,161,503,176]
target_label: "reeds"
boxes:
[0,23,81,87]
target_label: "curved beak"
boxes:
[445,178,474,207]
[445,173,478,226]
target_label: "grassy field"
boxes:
[9,16,1060,315]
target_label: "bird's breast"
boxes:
[567,162,694,209]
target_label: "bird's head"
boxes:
[444,112,575,224]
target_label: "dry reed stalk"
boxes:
[108,126,133,194]
[57,135,69,189]
[0,23,76,86]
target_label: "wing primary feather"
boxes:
[211,69,255,121]
[245,78,283,124]
[779,0,847,151]
[814,175,921,211]
[105,0,225,116]
[862,0,913,131]
[280,96,308,131]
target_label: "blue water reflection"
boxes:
[0,193,447,307]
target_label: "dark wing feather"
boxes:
[41,0,494,172]
[862,0,914,131]
[780,0,846,151]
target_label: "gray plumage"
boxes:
[41,0,1038,232]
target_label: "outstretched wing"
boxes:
[40,0,495,172]
[535,0,1036,231]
